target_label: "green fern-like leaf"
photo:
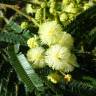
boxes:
[66,80,96,96]
[0,56,18,96]
[65,5,96,45]
[5,21,22,34]
[84,27,96,50]
[82,76,96,87]
[7,45,44,92]
[0,32,26,44]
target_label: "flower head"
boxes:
[64,74,72,82]
[45,44,78,72]
[38,21,63,46]
[64,3,78,14]
[26,4,33,14]
[60,13,68,22]
[27,47,46,68]
[45,44,71,71]
[47,72,61,84]
[27,35,39,48]
[58,32,74,49]
[20,22,28,29]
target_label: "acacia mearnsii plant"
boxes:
[0,0,96,96]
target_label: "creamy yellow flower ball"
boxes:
[47,72,61,84]
[58,32,74,49]
[26,4,33,14]
[20,22,28,29]
[45,44,71,71]
[27,35,39,48]
[38,21,63,46]
[64,74,72,82]
[60,13,68,22]
[64,3,78,14]
[45,44,78,72]
[27,47,46,68]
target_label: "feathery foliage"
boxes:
[0,0,96,96]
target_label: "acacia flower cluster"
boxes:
[27,21,78,72]
[27,47,46,68]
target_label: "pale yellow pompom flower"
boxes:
[38,21,63,46]
[47,72,61,84]
[27,35,39,48]
[27,47,46,68]
[64,3,78,14]
[45,44,71,71]
[45,44,78,72]
[20,22,28,29]
[60,13,68,22]
[58,32,74,49]
[64,74,72,82]
[26,4,33,14]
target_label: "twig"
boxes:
[0,3,39,27]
